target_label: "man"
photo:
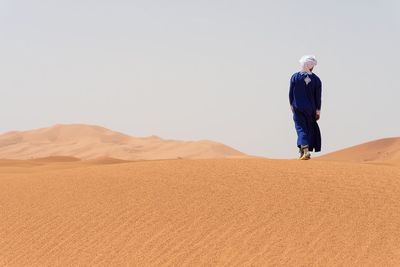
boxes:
[289,55,322,160]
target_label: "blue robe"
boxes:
[289,72,322,152]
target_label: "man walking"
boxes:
[289,55,322,160]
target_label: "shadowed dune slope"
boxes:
[0,124,246,160]
[318,137,400,165]
[31,156,82,163]
[1,158,400,266]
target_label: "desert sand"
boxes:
[1,155,400,266]
[1,127,399,266]
[0,124,246,160]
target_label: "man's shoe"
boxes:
[300,151,311,160]
[298,146,304,159]
[299,145,310,160]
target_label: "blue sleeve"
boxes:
[289,75,295,106]
[315,78,322,110]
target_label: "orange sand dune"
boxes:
[1,158,400,266]
[318,137,400,165]
[0,124,246,160]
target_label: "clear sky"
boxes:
[1,0,399,158]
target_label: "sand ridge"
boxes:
[1,158,400,266]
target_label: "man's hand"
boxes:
[316,110,321,121]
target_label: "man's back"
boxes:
[289,72,322,115]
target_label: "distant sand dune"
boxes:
[318,137,400,165]
[0,124,246,160]
[1,158,400,266]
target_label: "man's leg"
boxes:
[294,111,310,159]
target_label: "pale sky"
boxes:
[1,0,399,158]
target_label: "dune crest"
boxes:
[0,124,246,160]
[318,137,400,165]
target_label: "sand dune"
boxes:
[1,126,399,265]
[0,124,246,160]
[1,158,400,266]
[318,137,400,165]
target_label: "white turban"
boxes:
[299,55,317,73]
